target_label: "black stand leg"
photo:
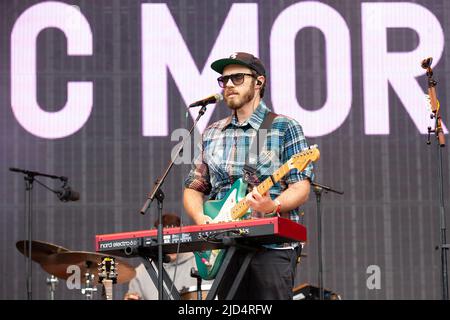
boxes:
[311,181,343,301]
[422,58,449,300]
[225,250,255,300]
[141,241,257,300]
[206,246,237,300]
[154,187,165,300]
[138,105,209,300]
[190,268,203,300]
[313,186,324,301]
[196,277,202,300]
[436,143,449,300]
[9,168,73,300]
[141,256,181,300]
[25,176,33,300]
[206,241,258,300]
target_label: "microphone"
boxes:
[56,185,80,202]
[421,57,433,69]
[188,93,223,108]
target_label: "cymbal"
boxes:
[16,240,70,264]
[42,251,136,284]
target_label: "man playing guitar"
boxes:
[183,52,315,300]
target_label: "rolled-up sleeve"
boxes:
[282,121,315,184]
[184,138,212,195]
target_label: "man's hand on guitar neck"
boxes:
[245,180,311,216]
[245,188,278,215]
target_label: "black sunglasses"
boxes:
[217,73,256,88]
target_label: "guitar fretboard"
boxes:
[102,279,113,300]
[228,145,320,220]
[230,163,290,220]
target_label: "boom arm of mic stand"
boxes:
[310,178,343,300]
[311,181,344,195]
[9,168,66,300]
[138,104,208,300]
[9,167,67,181]
[139,105,208,215]
[298,171,344,195]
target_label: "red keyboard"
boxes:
[95,217,306,257]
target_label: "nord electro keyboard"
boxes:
[95,217,306,257]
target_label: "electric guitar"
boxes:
[195,145,320,279]
[98,256,117,300]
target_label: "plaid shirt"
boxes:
[184,101,314,224]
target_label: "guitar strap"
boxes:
[243,111,277,187]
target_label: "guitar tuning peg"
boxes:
[427,126,432,145]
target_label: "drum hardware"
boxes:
[46,275,59,300]
[42,251,136,285]
[16,240,70,300]
[17,241,136,300]
[81,268,97,300]
[10,168,75,300]
[16,240,70,264]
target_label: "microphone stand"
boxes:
[9,168,68,300]
[312,180,343,300]
[422,57,449,300]
[139,104,209,300]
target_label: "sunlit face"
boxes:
[221,65,257,110]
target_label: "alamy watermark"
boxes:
[170,127,283,174]
[366,265,381,290]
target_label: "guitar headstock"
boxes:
[98,256,117,284]
[288,145,320,171]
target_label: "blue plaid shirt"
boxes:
[185,101,314,224]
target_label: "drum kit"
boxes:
[16,240,136,300]
[16,240,314,300]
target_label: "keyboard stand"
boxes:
[140,255,181,300]
[139,238,260,300]
[205,237,259,300]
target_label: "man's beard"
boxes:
[225,86,256,110]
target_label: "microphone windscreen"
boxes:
[68,190,80,201]
[215,93,223,102]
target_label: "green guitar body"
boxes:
[194,178,249,280]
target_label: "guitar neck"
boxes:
[231,163,290,220]
[102,279,113,300]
